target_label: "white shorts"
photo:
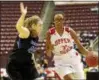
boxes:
[53,49,85,79]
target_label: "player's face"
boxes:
[30,22,42,36]
[54,14,64,27]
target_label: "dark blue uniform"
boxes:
[6,36,39,80]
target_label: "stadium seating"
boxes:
[0,2,98,68]
[55,3,98,34]
[0,1,44,68]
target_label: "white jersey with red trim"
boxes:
[48,26,74,55]
[48,27,84,80]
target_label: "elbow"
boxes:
[19,32,30,38]
[16,24,21,32]
[24,32,30,38]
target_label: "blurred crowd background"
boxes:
[0,1,98,79]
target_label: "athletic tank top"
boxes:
[16,36,39,53]
[48,26,74,55]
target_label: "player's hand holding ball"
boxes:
[85,51,98,67]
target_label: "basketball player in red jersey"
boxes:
[46,14,90,80]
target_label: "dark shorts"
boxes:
[6,49,39,80]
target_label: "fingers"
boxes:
[44,59,48,64]
[25,6,27,11]
[20,2,24,11]
[20,2,27,15]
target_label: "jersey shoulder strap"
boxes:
[48,27,55,35]
[64,26,70,33]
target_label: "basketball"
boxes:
[85,51,98,67]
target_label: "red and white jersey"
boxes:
[48,26,74,55]
[47,27,83,80]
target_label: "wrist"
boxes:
[21,13,26,17]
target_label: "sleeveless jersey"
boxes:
[48,26,74,55]
[16,36,39,53]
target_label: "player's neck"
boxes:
[55,26,64,36]
[56,25,64,30]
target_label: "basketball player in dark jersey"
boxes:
[6,3,42,80]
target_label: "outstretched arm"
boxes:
[70,28,89,56]
[16,2,30,38]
